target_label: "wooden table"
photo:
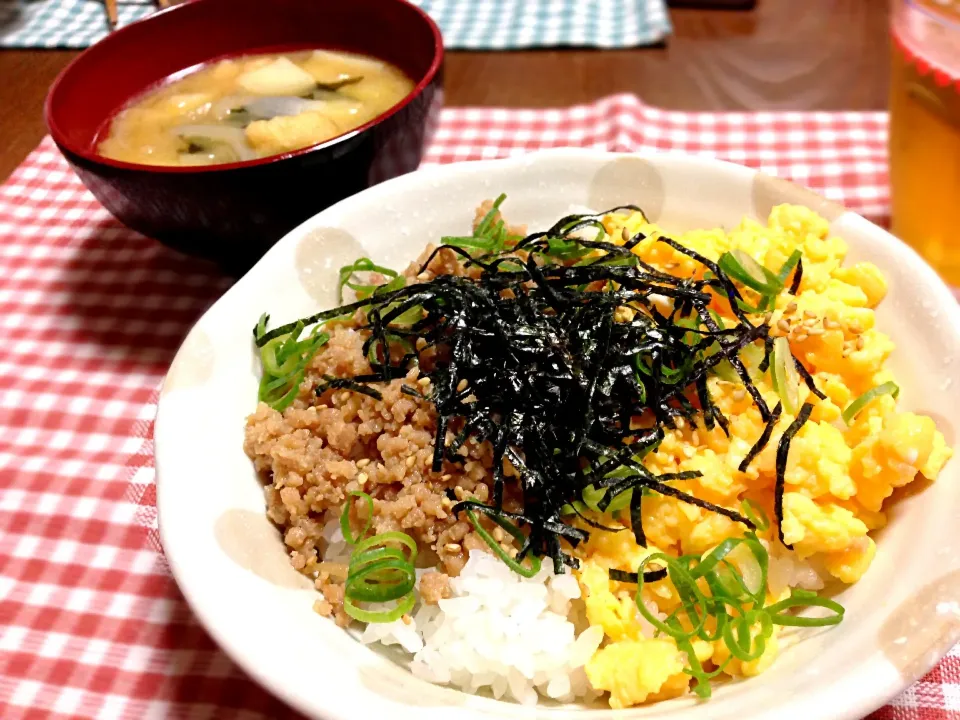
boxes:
[0,0,889,182]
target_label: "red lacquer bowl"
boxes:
[44,0,444,272]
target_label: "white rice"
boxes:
[764,539,825,597]
[322,520,603,704]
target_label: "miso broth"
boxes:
[97,50,415,167]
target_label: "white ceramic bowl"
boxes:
[155,149,960,720]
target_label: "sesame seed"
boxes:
[418,377,431,387]
[406,456,417,468]
[440,473,452,482]
[456,379,468,392]
[356,458,371,468]
[849,322,864,335]
[855,336,865,350]
[402,614,412,625]
[443,543,462,554]
[785,302,798,314]
[733,389,746,401]
[621,227,631,242]
[794,332,809,343]
[682,446,695,458]
[824,318,840,330]
[807,326,824,336]
[804,310,817,319]
[777,319,791,333]
[356,472,368,485]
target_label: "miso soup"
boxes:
[97,50,415,167]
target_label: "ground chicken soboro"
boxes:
[244,207,526,626]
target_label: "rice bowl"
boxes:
[155,149,960,720]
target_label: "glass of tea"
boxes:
[889,0,960,285]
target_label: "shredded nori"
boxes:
[609,567,668,584]
[738,402,783,473]
[789,257,804,295]
[315,375,384,401]
[793,353,828,400]
[256,205,824,573]
[774,402,814,548]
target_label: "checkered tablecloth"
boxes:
[0,0,671,49]
[0,94,956,719]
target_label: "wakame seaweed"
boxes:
[254,202,822,573]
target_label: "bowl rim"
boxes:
[43,0,444,174]
[155,147,960,720]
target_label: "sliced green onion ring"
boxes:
[340,491,374,544]
[766,589,845,626]
[343,592,416,624]
[771,337,801,414]
[718,249,783,295]
[352,530,418,564]
[466,509,541,578]
[740,499,770,532]
[340,496,419,624]
[635,553,708,642]
[842,381,900,425]
[776,250,803,285]
[338,258,400,303]
[740,499,771,532]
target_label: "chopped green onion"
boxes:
[771,337,800,414]
[254,315,329,412]
[617,531,843,697]
[465,508,541,578]
[842,381,900,425]
[718,249,783,295]
[442,193,521,254]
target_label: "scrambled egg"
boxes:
[577,204,952,707]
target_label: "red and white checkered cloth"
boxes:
[0,94,955,719]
